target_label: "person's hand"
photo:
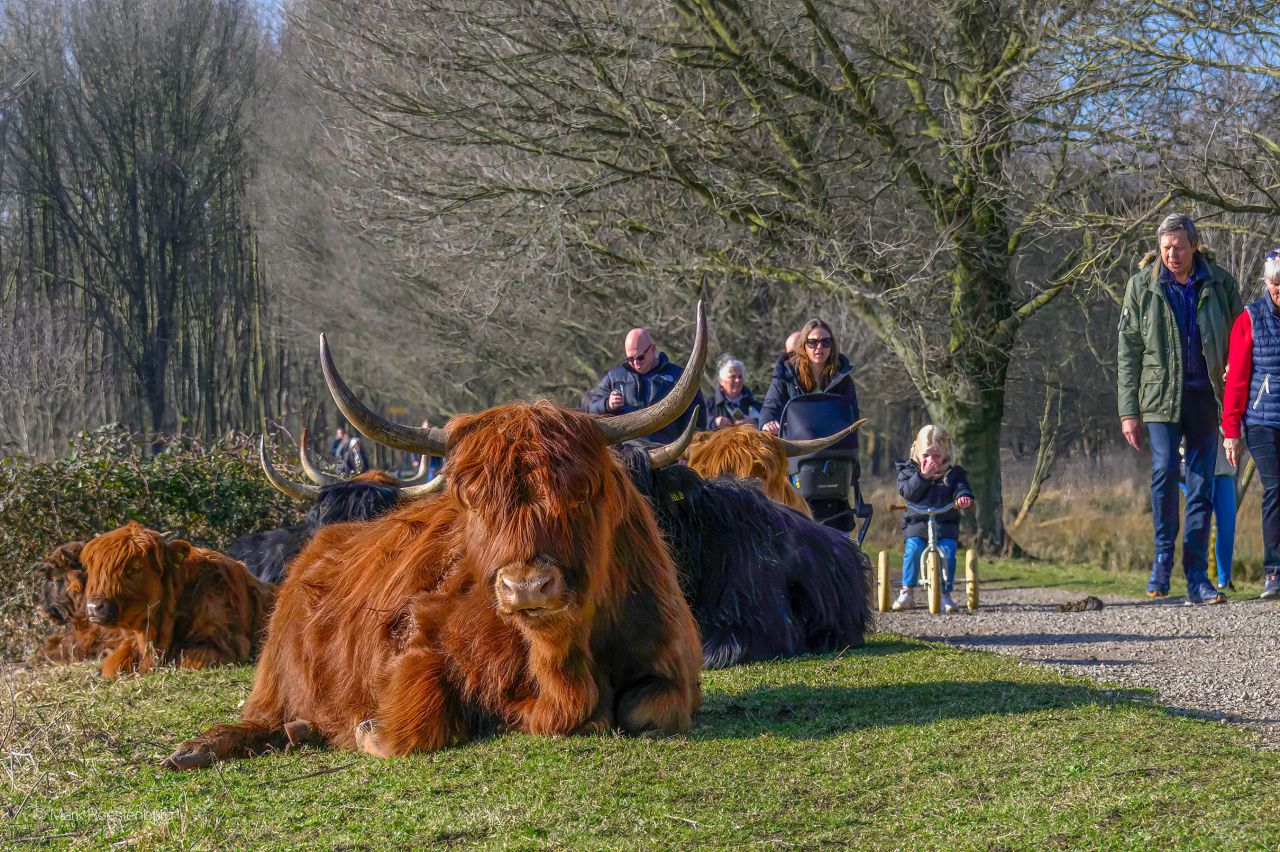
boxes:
[919,454,946,479]
[712,415,732,429]
[956,495,974,509]
[762,420,780,434]
[1121,416,1142,451]
[1225,437,1242,467]
[607,390,625,412]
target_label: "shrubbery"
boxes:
[0,426,304,660]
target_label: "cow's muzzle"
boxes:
[85,597,118,625]
[495,565,566,616]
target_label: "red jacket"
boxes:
[1222,310,1254,439]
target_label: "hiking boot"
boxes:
[1146,558,1172,598]
[1185,582,1227,606]
[891,587,914,611]
[1261,574,1280,600]
[941,593,959,614]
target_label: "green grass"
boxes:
[4,635,1280,849]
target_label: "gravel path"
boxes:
[878,586,1280,746]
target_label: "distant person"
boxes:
[892,425,974,613]
[330,426,349,462]
[337,431,368,475]
[1117,213,1241,604]
[1223,247,1280,600]
[709,356,761,429]
[785,330,802,355]
[587,326,707,443]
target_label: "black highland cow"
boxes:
[615,443,872,668]
[226,433,440,584]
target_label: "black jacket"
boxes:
[709,387,761,428]
[895,460,973,541]
[586,352,708,443]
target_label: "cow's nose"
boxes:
[500,572,555,611]
[85,597,117,625]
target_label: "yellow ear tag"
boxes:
[668,491,685,502]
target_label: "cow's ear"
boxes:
[61,541,85,562]
[164,539,192,572]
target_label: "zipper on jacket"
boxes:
[1254,374,1270,410]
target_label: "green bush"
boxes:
[0,426,305,661]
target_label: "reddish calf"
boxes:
[80,522,275,678]
[30,541,125,665]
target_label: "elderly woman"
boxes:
[1223,248,1280,600]
[709,356,762,429]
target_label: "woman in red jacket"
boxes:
[1222,249,1280,600]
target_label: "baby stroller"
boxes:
[779,392,873,544]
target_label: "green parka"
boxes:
[1116,251,1243,423]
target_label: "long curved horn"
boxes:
[260,435,322,501]
[595,301,707,445]
[776,418,869,457]
[298,427,341,486]
[320,334,450,456]
[397,451,432,486]
[398,472,447,498]
[646,407,699,469]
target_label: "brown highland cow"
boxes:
[163,306,708,769]
[81,522,275,678]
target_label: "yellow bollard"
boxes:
[927,551,941,614]
[966,549,979,611]
[877,551,891,612]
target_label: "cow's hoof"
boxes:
[284,719,314,747]
[161,742,215,771]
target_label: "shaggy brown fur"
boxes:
[80,522,275,679]
[685,425,812,516]
[29,541,125,665]
[164,402,703,769]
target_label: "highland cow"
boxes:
[617,442,873,669]
[29,541,124,665]
[226,431,438,584]
[162,306,708,769]
[81,522,275,678]
[684,421,866,516]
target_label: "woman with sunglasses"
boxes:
[1223,248,1280,600]
[759,318,859,436]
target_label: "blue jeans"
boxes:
[1179,475,1237,586]
[902,537,957,593]
[1245,423,1280,574]
[1146,386,1217,591]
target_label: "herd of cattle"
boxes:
[27,305,872,769]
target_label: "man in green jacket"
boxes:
[1117,214,1242,604]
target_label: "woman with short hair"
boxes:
[709,355,762,429]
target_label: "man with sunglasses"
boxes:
[1117,213,1243,605]
[586,326,707,443]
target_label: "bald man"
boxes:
[587,326,707,443]
[785,330,802,354]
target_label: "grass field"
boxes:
[4,626,1280,849]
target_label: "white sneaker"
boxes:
[941,593,959,614]
[891,587,914,611]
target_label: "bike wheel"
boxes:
[966,549,979,611]
[926,550,941,614]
